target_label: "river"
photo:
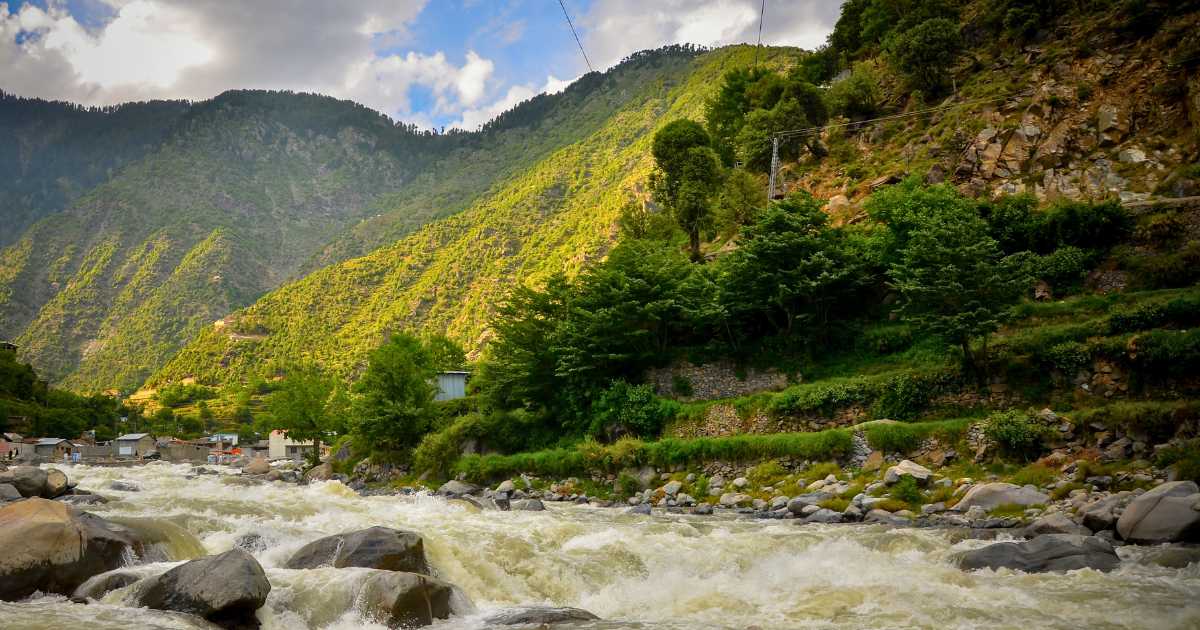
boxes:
[3,462,1199,629]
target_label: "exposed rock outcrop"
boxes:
[285,526,427,573]
[358,571,463,628]
[138,548,271,629]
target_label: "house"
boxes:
[34,438,76,460]
[434,371,470,401]
[267,430,329,461]
[246,439,271,459]
[114,433,156,458]
[0,433,18,460]
[207,433,239,450]
[161,440,210,463]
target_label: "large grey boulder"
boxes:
[805,508,844,524]
[242,458,270,475]
[358,571,462,628]
[510,498,545,511]
[437,480,479,497]
[884,460,933,486]
[0,466,48,497]
[786,492,833,514]
[1116,481,1200,544]
[483,606,600,625]
[1022,512,1091,538]
[718,492,752,507]
[285,526,427,573]
[957,534,1120,573]
[0,483,21,501]
[139,548,271,629]
[956,483,1048,512]
[1080,494,1126,532]
[0,498,144,600]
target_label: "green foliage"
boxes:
[651,119,722,260]
[889,477,923,506]
[590,380,679,440]
[983,410,1050,460]
[864,418,971,454]
[1044,341,1092,374]
[352,333,438,456]
[713,169,767,236]
[1035,246,1090,291]
[1127,329,1200,376]
[1155,438,1200,482]
[156,383,217,408]
[1010,463,1056,488]
[825,63,882,120]
[1108,295,1200,333]
[1074,400,1197,442]
[267,362,347,464]
[671,375,695,398]
[885,18,963,95]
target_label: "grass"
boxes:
[990,502,1042,518]
[1009,463,1057,488]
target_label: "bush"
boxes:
[1109,295,1200,334]
[859,324,914,354]
[983,410,1050,460]
[1036,246,1090,290]
[1009,463,1056,488]
[825,63,882,120]
[617,473,640,497]
[671,375,694,397]
[1128,329,1200,375]
[871,373,932,420]
[864,418,971,455]
[1039,200,1133,253]
[590,380,680,440]
[886,18,963,94]
[1044,341,1091,374]
[1155,439,1200,482]
[889,476,923,506]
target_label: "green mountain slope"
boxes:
[152,45,785,387]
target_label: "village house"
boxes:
[434,371,470,401]
[114,433,156,458]
[0,433,22,461]
[33,438,77,460]
[267,430,329,461]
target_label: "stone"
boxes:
[109,480,140,492]
[510,499,545,511]
[675,493,696,507]
[732,477,749,489]
[43,468,69,498]
[862,451,884,472]
[1023,512,1091,538]
[627,504,651,515]
[495,480,515,494]
[437,480,479,497]
[483,606,600,626]
[1118,147,1146,163]
[884,460,933,486]
[957,534,1120,573]
[1081,494,1126,532]
[786,492,833,514]
[0,483,21,501]
[956,483,1049,512]
[357,571,463,628]
[285,526,427,573]
[57,493,109,506]
[0,498,144,601]
[0,466,48,497]
[769,495,789,510]
[719,492,752,507]
[805,509,843,524]
[1116,481,1200,544]
[72,570,142,600]
[303,462,333,482]
[662,481,683,496]
[242,458,270,475]
[1140,546,1200,569]
[139,548,270,628]
[692,503,714,515]
[864,509,909,526]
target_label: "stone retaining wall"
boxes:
[646,361,788,402]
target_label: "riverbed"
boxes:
[4,462,1199,629]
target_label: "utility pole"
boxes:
[767,135,780,199]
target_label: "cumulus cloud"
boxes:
[578,0,842,71]
[449,74,576,131]
[0,0,501,125]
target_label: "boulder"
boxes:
[884,460,933,486]
[242,458,270,475]
[956,483,1048,512]
[303,462,333,482]
[57,493,109,506]
[495,480,515,494]
[483,606,600,625]
[109,480,141,492]
[0,483,21,501]
[285,526,427,573]
[864,509,909,526]
[0,466,48,497]
[692,503,714,515]
[718,492,751,507]
[662,480,683,496]
[437,480,479,497]
[957,534,1120,573]
[358,571,461,628]
[1140,546,1200,569]
[43,468,70,498]
[510,499,545,511]
[627,504,651,515]
[139,548,270,629]
[862,451,885,472]
[805,509,843,524]
[786,492,832,514]
[0,498,143,600]
[1116,481,1200,544]
[72,569,142,600]
[1080,494,1126,532]
[1023,512,1091,537]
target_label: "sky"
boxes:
[0,0,843,130]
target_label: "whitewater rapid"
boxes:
[3,462,1199,629]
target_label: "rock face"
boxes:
[0,466,48,497]
[956,483,1049,512]
[358,571,460,628]
[0,483,21,501]
[0,498,144,600]
[483,606,600,625]
[285,526,427,573]
[1116,481,1200,544]
[884,460,932,486]
[958,534,1120,573]
[139,548,271,629]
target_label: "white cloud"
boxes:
[579,0,842,71]
[448,73,579,131]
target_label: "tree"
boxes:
[197,401,215,433]
[268,362,344,466]
[825,62,882,120]
[704,67,775,163]
[719,193,857,343]
[888,208,1031,379]
[651,119,723,261]
[886,18,963,95]
[352,333,438,457]
[714,169,767,236]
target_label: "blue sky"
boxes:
[0,0,841,129]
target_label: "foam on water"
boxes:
[7,462,1198,629]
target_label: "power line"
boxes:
[754,0,766,67]
[557,0,593,73]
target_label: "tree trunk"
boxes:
[689,228,702,262]
[310,438,322,468]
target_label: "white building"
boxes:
[268,430,322,461]
[434,371,469,401]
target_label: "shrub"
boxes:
[1035,246,1090,290]
[864,423,922,454]
[1010,463,1056,488]
[886,18,963,94]
[859,324,914,354]
[671,375,694,397]
[692,474,710,499]
[1039,200,1133,252]
[826,63,882,120]
[1073,400,1197,441]
[889,476,923,506]
[873,498,911,513]
[1109,295,1200,333]
[1155,439,1200,482]
[871,373,932,420]
[617,473,640,497]
[819,497,851,512]
[983,410,1050,460]
[747,460,788,485]
[590,380,679,439]
[1128,329,1200,375]
[1044,341,1091,374]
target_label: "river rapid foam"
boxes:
[3,462,1199,629]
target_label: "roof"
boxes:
[36,438,66,445]
[438,370,471,376]
[1,432,20,441]
[116,433,151,441]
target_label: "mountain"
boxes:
[150,45,775,387]
[0,45,736,393]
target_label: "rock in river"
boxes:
[358,571,463,628]
[139,548,271,629]
[72,569,142,600]
[285,526,428,573]
[438,480,480,497]
[1116,481,1200,544]
[483,606,600,625]
[958,534,1120,573]
[955,483,1049,512]
[0,466,48,497]
[0,498,144,600]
